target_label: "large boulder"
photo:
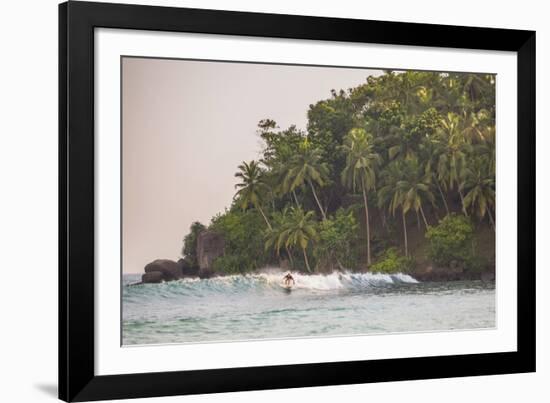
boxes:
[196,230,225,277]
[144,259,181,281]
[141,271,164,283]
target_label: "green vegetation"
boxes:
[315,208,360,271]
[370,248,414,274]
[182,221,206,267]
[209,208,268,274]
[340,128,381,265]
[425,214,474,267]
[234,161,272,230]
[182,71,496,275]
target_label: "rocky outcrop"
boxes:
[196,230,225,278]
[140,257,205,283]
[141,271,164,284]
[139,231,226,284]
[144,259,181,281]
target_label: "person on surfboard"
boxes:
[283,272,295,287]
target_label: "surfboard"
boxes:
[281,283,293,292]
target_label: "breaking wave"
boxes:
[124,270,418,299]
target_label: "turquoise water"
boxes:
[122,271,495,345]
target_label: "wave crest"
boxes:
[125,271,418,299]
[255,270,418,291]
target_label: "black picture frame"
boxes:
[59,1,536,401]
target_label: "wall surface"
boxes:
[0,0,547,402]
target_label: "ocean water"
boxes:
[122,270,495,345]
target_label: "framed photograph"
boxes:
[59,1,535,401]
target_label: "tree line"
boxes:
[185,70,496,274]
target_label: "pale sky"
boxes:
[122,57,382,273]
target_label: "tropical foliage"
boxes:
[181,221,206,267]
[425,214,475,267]
[370,247,414,274]
[340,128,381,264]
[210,209,268,274]
[234,160,272,229]
[315,208,360,270]
[183,71,495,274]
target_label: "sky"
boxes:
[122,57,382,273]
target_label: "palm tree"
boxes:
[283,207,318,272]
[340,128,381,265]
[388,132,419,162]
[234,160,272,230]
[420,138,450,216]
[474,128,496,176]
[270,159,302,208]
[463,158,495,229]
[461,110,493,144]
[378,162,409,256]
[380,71,424,115]
[438,113,470,215]
[460,73,495,110]
[397,159,436,229]
[378,159,434,255]
[284,140,330,221]
[264,208,294,267]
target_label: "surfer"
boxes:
[283,272,295,287]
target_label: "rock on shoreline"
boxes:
[144,259,181,281]
[196,230,225,278]
[139,230,225,284]
[139,258,197,283]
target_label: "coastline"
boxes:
[128,260,495,286]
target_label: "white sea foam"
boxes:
[254,270,418,291]
[132,269,418,295]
